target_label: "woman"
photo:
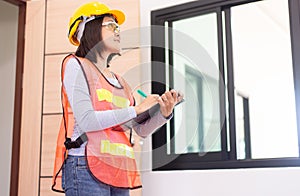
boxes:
[52,2,183,196]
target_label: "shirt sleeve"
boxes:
[133,111,173,138]
[63,57,137,133]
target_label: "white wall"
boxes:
[0,1,18,196]
[139,0,300,196]
[142,168,300,196]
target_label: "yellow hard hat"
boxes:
[68,2,125,46]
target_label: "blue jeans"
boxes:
[62,155,130,196]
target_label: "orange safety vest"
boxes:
[52,54,142,193]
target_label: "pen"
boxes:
[137,89,147,98]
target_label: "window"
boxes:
[151,0,300,170]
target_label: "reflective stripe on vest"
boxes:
[96,88,130,108]
[101,140,135,159]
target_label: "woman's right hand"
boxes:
[134,94,160,115]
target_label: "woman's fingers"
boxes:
[157,97,165,107]
[135,94,159,115]
[136,90,184,117]
[158,90,178,117]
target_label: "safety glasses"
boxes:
[102,21,120,34]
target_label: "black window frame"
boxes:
[151,0,300,170]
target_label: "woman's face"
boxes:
[101,16,121,54]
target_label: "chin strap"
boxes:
[106,53,121,68]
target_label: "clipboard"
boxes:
[120,99,185,129]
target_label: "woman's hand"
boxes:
[134,94,160,115]
[158,89,184,118]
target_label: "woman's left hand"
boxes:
[158,89,183,118]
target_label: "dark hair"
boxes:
[75,14,116,63]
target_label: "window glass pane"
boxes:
[171,13,222,154]
[231,0,299,158]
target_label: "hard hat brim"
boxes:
[105,9,125,25]
[69,19,82,46]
